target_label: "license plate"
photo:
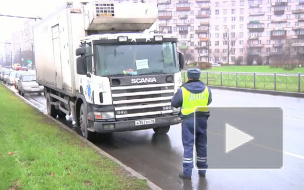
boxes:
[135,119,156,126]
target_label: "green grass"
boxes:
[182,71,304,93]
[0,85,148,190]
[205,65,304,73]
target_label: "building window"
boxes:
[231,41,235,46]
[240,0,244,6]
[240,48,244,53]
[223,33,228,38]
[215,33,219,38]
[215,25,219,30]
[231,32,236,38]
[240,24,243,29]
[231,56,235,62]
[215,10,219,15]
[231,9,235,14]
[215,49,219,53]
[224,9,227,15]
[295,22,299,26]
[232,1,236,6]
[239,32,243,38]
[215,2,219,7]
[223,49,228,53]
[240,8,244,14]
[215,57,219,61]
[268,7,271,12]
[223,41,228,45]
[232,17,236,21]
[224,17,228,22]
[231,25,235,30]
[191,26,194,31]
[268,15,271,20]
[267,40,270,44]
[239,40,243,45]
[215,41,219,46]
[240,17,243,22]
[287,14,291,19]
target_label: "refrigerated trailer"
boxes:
[34,1,185,140]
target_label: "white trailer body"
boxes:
[34,1,184,140]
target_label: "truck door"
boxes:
[51,24,63,89]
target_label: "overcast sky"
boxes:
[0,0,63,42]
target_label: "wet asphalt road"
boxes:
[5,84,304,190]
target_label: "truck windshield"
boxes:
[95,42,179,76]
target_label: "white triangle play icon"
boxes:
[225,123,254,153]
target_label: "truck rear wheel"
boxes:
[57,111,66,118]
[153,126,170,134]
[79,104,96,141]
[46,93,58,118]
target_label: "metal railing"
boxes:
[182,71,304,93]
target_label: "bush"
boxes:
[186,62,211,70]
[235,56,243,65]
[255,55,263,65]
[246,55,254,65]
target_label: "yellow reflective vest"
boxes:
[181,86,209,116]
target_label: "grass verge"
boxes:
[205,65,304,73]
[0,84,148,190]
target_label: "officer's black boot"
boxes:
[179,173,191,179]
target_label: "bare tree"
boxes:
[180,49,195,65]
[223,27,238,65]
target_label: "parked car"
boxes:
[17,73,44,96]
[13,71,25,89]
[0,69,5,81]
[3,70,13,84]
[21,66,28,71]
[7,70,17,85]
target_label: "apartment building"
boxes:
[158,0,211,62]
[247,0,304,64]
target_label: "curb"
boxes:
[209,85,304,98]
[1,83,162,190]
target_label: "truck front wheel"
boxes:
[153,126,170,134]
[46,93,58,118]
[79,104,96,141]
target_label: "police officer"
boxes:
[171,68,212,179]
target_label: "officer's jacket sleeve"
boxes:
[207,87,212,105]
[171,88,183,108]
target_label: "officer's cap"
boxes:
[187,68,201,80]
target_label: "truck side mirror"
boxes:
[76,47,85,56]
[178,52,185,70]
[76,57,87,75]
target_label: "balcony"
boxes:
[179,30,188,34]
[274,7,285,15]
[247,23,265,32]
[201,6,210,10]
[200,22,210,26]
[249,44,264,48]
[158,15,172,20]
[195,45,209,49]
[158,0,171,4]
[196,14,210,19]
[248,52,260,55]
[179,45,188,50]
[195,29,209,34]
[273,44,283,47]
[200,38,210,42]
[248,36,259,40]
[299,17,304,22]
[271,2,287,6]
[300,0,304,5]
[249,12,265,16]
[249,3,260,8]
[176,6,190,11]
[176,22,190,26]
[271,30,287,39]
[292,43,304,47]
[159,26,172,33]
[178,15,188,19]
[271,18,287,23]
[293,9,304,14]
[199,53,209,57]
[196,0,210,2]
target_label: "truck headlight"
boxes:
[94,112,114,120]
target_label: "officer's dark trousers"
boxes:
[182,116,208,176]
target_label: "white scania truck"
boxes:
[34,1,185,140]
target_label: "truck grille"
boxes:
[111,83,175,120]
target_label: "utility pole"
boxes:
[31,43,34,69]
[20,47,21,66]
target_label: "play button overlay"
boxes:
[194,107,283,169]
[225,123,254,153]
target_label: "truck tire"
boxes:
[153,126,170,134]
[57,111,66,118]
[79,104,96,141]
[46,93,58,118]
